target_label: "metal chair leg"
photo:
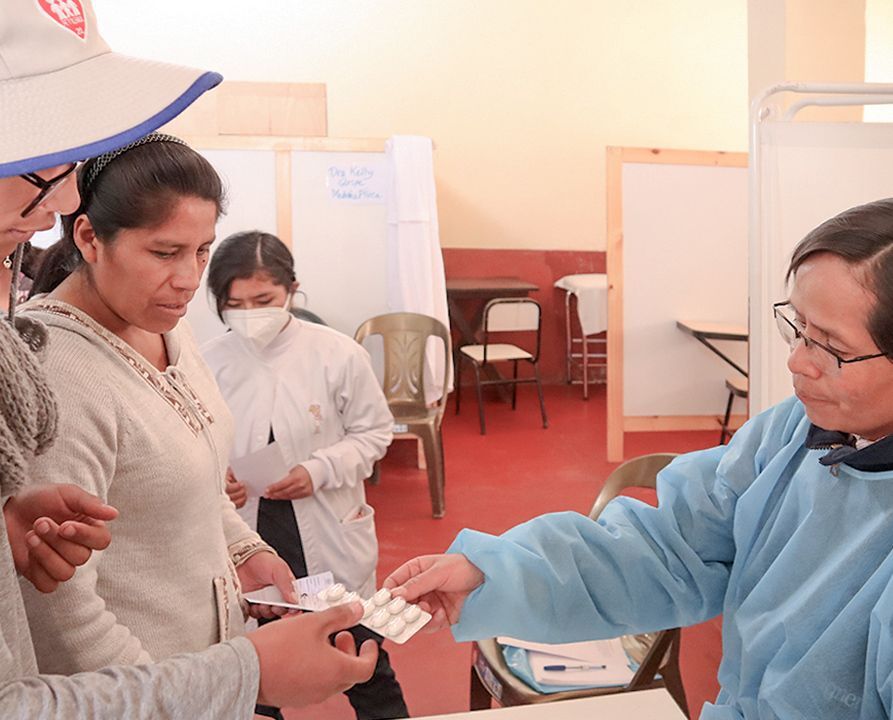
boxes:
[511,361,518,410]
[533,362,548,429]
[720,390,734,444]
[582,315,589,400]
[564,290,573,385]
[455,352,463,415]
[472,362,487,435]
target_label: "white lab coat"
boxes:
[202,319,393,596]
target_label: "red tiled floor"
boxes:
[286,384,722,719]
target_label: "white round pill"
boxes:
[387,597,407,615]
[342,591,359,605]
[386,618,406,637]
[362,600,374,619]
[403,604,421,623]
[372,588,391,606]
[370,609,389,628]
[325,583,346,602]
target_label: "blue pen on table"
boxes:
[543,663,607,672]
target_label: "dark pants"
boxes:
[254,498,409,720]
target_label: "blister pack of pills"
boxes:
[243,578,431,644]
[316,583,431,644]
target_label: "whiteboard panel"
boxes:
[623,163,748,416]
[290,151,389,339]
[186,149,278,345]
[751,121,893,413]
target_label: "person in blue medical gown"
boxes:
[385,198,893,719]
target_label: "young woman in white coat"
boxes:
[202,231,409,720]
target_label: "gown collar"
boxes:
[804,424,893,472]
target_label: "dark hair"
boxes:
[30,139,225,295]
[206,231,296,320]
[16,242,44,280]
[787,198,893,356]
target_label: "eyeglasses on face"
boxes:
[772,301,887,372]
[18,163,79,218]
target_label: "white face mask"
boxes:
[222,296,291,351]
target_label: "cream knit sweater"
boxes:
[19,300,260,674]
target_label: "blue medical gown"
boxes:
[449,397,893,719]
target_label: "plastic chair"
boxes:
[719,375,748,445]
[354,312,451,518]
[455,298,548,435]
[469,452,689,717]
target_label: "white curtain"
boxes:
[386,135,452,402]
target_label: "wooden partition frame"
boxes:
[178,135,386,249]
[160,79,387,247]
[605,147,748,462]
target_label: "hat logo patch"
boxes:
[36,0,87,40]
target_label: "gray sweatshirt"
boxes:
[0,505,261,719]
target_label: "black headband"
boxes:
[83,132,188,191]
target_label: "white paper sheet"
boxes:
[497,636,612,664]
[499,636,635,687]
[229,441,290,497]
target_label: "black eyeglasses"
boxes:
[772,301,888,373]
[18,163,79,218]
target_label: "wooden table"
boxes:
[446,277,539,347]
[676,319,748,377]
[413,689,687,720]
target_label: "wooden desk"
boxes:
[676,319,748,378]
[413,689,686,720]
[446,277,539,347]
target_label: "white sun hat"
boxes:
[0,0,222,178]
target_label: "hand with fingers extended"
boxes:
[384,553,485,631]
[248,601,378,708]
[225,467,248,509]
[264,465,313,501]
[3,483,118,593]
[237,551,298,620]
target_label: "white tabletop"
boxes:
[412,689,687,720]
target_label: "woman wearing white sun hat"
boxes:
[0,0,377,717]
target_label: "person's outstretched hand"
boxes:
[237,551,298,620]
[383,553,485,631]
[4,484,118,593]
[248,602,378,708]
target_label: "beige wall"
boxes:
[748,0,866,122]
[94,1,748,252]
[865,0,893,121]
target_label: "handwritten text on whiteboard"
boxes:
[326,161,387,204]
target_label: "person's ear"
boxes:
[72,215,100,264]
